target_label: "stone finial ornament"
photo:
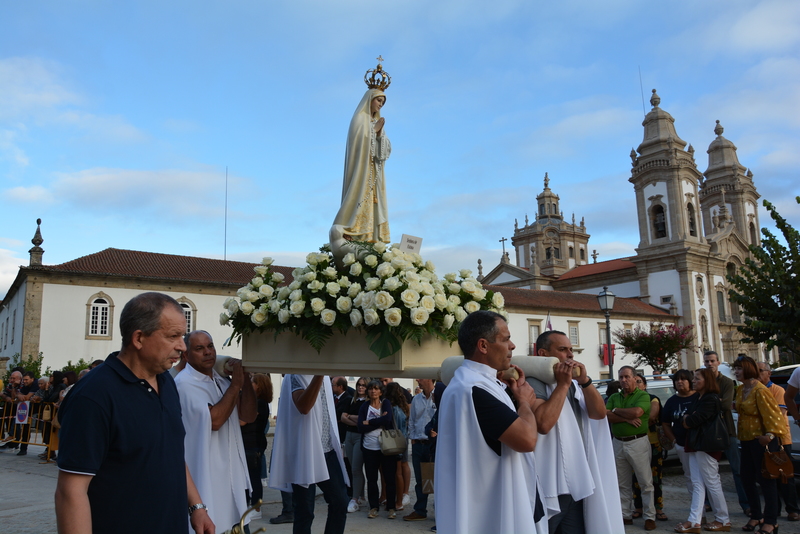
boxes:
[29,218,44,267]
[714,120,724,137]
[650,88,660,108]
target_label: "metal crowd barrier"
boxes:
[0,400,58,462]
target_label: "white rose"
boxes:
[278,308,290,323]
[269,299,282,314]
[408,281,424,293]
[240,301,255,315]
[272,272,285,283]
[323,266,338,279]
[237,286,250,299]
[448,283,462,294]
[365,277,381,291]
[291,267,304,279]
[454,306,467,322]
[420,295,436,313]
[492,292,505,308]
[410,307,430,326]
[316,252,329,264]
[251,277,264,289]
[338,276,351,288]
[472,288,486,301]
[289,300,306,316]
[326,282,341,296]
[459,269,473,278]
[461,281,477,294]
[410,253,423,266]
[382,251,395,262]
[251,311,267,326]
[434,293,448,310]
[320,309,336,326]
[254,265,268,276]
[364,308,380,326]
[306,252,319,266]
[219,312,230,325]
[420,282,435,296]
[425,260,436,272]
[350,309,363,327]
[383,276,401,291]
[443,314,455,330]
[404,271,420,283]
[348,283,362,298]
[349,262,363,276]
[247,291,260,303]
[290,289,303,301]
[308,280,324,292]
[259,284,274,298]
[448,294,461,306]
[336,296,352,313]
[365,255,378,267]
[376,262,395,278]
[419,269,434,281]
[384,307,403,327]
[310,297,326,314]
[359,291,376,310]
[262,257,274,266]
[277,286,291,300]
[374,291,395,310]
[444,272,457,282]
[304,271,317,282]
[223,296,235,308]
[343,252,356,266]
[464,300,481,313]
[373,242,387,253]
[391,257,409,270]
[227,299,240,315]
[400,289,420,308]
[288,280,301,290]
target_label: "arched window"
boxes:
[651,205,667,239]
[726,264,741,323]
[687,203,697,237]
[749,222,758,245]
[86,292,115,340]
[580,248,585,260]
[177,297,197,334]
[539,203,545,216]
[569,246,574,258]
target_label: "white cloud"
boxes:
[0,57,81,122]
[0,129,29,167]
[4,185,54,204]
[0,248,25,299]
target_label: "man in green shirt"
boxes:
[606,366,656,531]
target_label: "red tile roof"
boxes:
[490,285,672,318]
[556,258,637,281]
[42,248,294,287]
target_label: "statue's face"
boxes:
[370,96,385,114]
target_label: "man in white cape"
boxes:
[529,330,623,534]
[435,310,549,534]
[270,374,349,534]
[175,330,256,533]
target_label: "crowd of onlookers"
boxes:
[0,360,102,459]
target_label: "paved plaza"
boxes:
[2,443,799,533]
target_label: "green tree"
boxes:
[3,352,48,385]
[613,322,695,374]
[61,358,92,375]
[728,197,800,358]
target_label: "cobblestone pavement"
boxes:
[2,445,799,533]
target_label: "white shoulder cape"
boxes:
[269,374,349,491]
[534,380,624,533]
[175,364,251,533]
[434,359,548,534]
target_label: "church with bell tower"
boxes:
[482,89,764,366]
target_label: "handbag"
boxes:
[378,405,407,456]
[687,412,730,452]
[762,445,794,484]
[42,404,52,422]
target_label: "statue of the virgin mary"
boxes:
[330,60,392,265]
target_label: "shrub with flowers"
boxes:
[613,322,695,374]
[221,242,506,360]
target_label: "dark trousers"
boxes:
[778,444,800,514]
[245,448,264,506]
[411,441,432,516]
[292,450,348,534]
[634,442,664,511]
[13,423,30,451]
[741,438,780,525]
[548,493,585,534]
[363,447,398,511]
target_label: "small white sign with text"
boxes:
[399,234,423,254]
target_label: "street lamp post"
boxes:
[597,286,616,378]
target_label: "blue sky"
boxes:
[1,0,798,296]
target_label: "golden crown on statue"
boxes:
[364,56,391,90]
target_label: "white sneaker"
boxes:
[402,493,411,507]
[249,509,262,520]
[347,499,359,513]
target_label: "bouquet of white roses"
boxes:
[221,242,505,360]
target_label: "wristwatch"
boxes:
[188,503,208,515]
[580,377,593,389]
[766,433,775,441]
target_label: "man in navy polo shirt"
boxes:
[54,292,215,534]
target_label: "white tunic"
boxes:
[269,375,349,491]
[435,359,546,534]
[534,381,624,533]
[175,364,251,533]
